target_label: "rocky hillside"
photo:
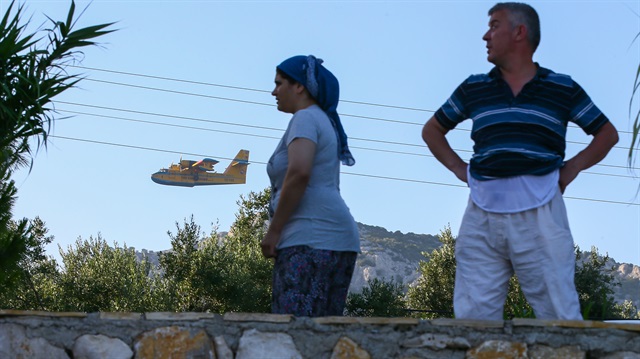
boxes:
[349,223,440,291]
[609,261,640,309]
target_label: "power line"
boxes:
[79,77,640,151]
[59,109,282,141]
[55,103,640,173]
[68,65,640,140]
[57,101,284,132]
[84,78,274,107]
[48,135,640,207]
[56,104,435,150]
[72,64,639,137]
[58,109,637,179]
[58,108,637,179]
[57,108,458,161]
[43,65,640,199]
[70,65,435,113]
[83,78,425,127]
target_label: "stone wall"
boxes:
[1,310,639,358]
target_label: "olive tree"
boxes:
[159,189,273,313]
[158,216,212,312]
[406,225,456,319]
[219,189,273,312]
[57,234,166,312]
[346,278,407,317]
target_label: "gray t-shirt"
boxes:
[267,105,360,252]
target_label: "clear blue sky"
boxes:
[8,1,640,266]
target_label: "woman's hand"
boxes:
[261,227,281,258]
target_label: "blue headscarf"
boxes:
[276,55,355,166]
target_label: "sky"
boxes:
[6,0,640,266]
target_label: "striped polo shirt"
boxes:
[435,65,610,180]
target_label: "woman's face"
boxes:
[271,73,298,114]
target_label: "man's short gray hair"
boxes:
[489,2,540,52]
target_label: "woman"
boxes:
[262,55,360,317]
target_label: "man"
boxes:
[422,2,618,320]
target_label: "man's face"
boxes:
[482,9,515,65]
[271,73,298,114]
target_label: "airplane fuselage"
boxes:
[151,170,246,187]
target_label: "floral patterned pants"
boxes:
[272,245,357,317]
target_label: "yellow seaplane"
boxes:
[151,149,249,187]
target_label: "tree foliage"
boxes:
[0,173,28,287]
[0,1,115,169]
[220,189,273,312]
[57,235,166,312]
[2,185,635,319]
[615,300,640,319]
[345,278,407,317]
[0,217,58,310]
[0,188,274,313]
[406,225,456,319]
[574,246,620,320]
[158,216,206,311]
[504,276,534,319]
[158,189,273,313]
[0,0,114,296]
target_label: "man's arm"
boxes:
[422,116,468,183]
[559,121,619,193]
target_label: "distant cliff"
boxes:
[349,223,439,291]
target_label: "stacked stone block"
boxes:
[0,310,639,358]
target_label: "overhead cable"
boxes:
[55,103,640,172]
[48,135,640,207]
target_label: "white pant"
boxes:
[454,190,582,320]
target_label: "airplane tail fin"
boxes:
[223,149,249,183]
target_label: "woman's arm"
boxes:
[261,137,316,258]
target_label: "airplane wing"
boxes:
[180,159,198,168]
[193,158,219,172]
